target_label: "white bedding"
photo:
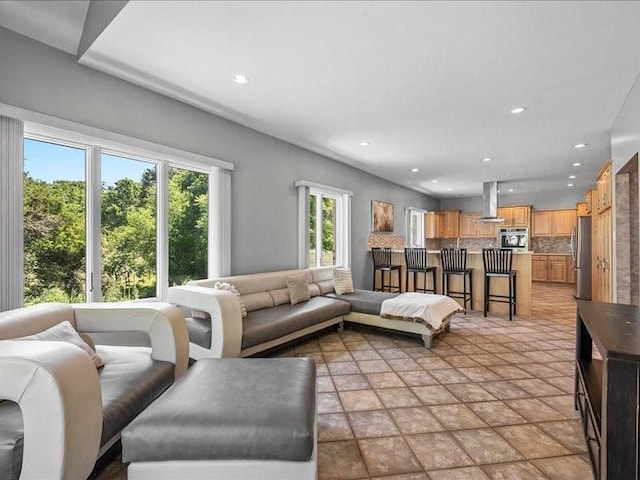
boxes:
[380,293,464,331]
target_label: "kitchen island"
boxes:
[372,249,532,317]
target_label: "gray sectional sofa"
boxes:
[168,266,457,359]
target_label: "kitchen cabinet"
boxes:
[459,213,497,238]
[424,212,443,239]
[576,202,588,217]
[531,209,577,237]
[442,211,460,238]
[593,207,612,302]
[532,254,574,283]
[584,188,597,215]
[498,206,531,227]
[532,255,549,282]
[596,161,612,213]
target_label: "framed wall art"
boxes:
[371,200,394,232]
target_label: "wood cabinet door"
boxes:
[444,211,460,238]
[425,212,437,239]
[532,211,552,236]
[498,207,513,226]
[512,206,530,227]
[552,210,576,236]
[532,258,548,282]
[436,213,445,238]
[601,209,612,301]
[567,256,576,284]
[459,214,478,238]
[576,202,588,217]
[548,256,568,282]
[597,162,612,212]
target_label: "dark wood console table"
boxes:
[575,300,640,480]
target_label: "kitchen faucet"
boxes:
[456,237,461,249]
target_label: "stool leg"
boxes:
[406,269,410,293]
[373,267,376,291]
[468,272,473,312]
[431,269,436,294]
[508,275,513,321]
[484,275,489,317]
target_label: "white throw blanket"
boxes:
[380,293,464,331]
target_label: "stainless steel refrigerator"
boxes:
[572,216,592,300]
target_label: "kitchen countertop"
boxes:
[375,249,534,255]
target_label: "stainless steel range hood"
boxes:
[475,181,505,224]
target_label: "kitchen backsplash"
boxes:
[367,233,406,249]
[441,238,498,250]
[531,237,571,253]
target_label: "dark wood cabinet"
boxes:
[575,301,640,479]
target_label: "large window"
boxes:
[407,208,426,247]
[23,139,87,305]
[22,130,223,305]
[297,181,351,269]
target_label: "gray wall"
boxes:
[0,27,438,288]
[440,190,585,212]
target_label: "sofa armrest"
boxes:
[0,341,102,480]
[167,285,243,358]
[72,303,189,379]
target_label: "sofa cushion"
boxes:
[324,289,399,316]
[242,297,351,349]
[97,346,174,446]
[240,292,274,312]
[122,358,316,463]
[308,283,321,297]
[185,316,212,349]
[333,268,355,295]
[268,288,290,306]
[316,280,335,295]
[0,401,23,480]
[287,273,310,305]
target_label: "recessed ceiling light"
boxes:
[233,74,249,84]
[572,162,582,167]
[432,179,439,183]
[482,157,491,162]
[508,188,514,192]
[510,107,527,114]
[569,175,576,179]
[411,168,419,173]
[574,143,587,149]
[359,141,370,147]
[567,183,574,187]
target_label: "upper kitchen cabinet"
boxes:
[576,202,588,217]
[498,206,531,227]
[424,211,444,239]
[460,213,497,238]
[584,188,597,215]
[596,161,612,213]
[532,209,577,237]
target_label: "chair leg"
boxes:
[508,275,513,321]
[484,275,488,317]
[468,272,473,312]
[431,269,437,294]
[513,274,517,318]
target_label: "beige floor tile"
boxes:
[339,389,383,411]
[428,466,491,480]
[430,369,470,385]
[359,436,423,477]
[452,428,523,464]
[318,392,344,413]
[366,371,406,389]
[505,398,566,422]
[536,420,588,453]
[415,357,452,370]
[370,473,429,480]
[347,409,400,438]
[323,351,355,363]
[378,348,411,360]
[445,383,497,402]
[351,349,382,361]
[443,355,481,368]
[542,376,575,395]
[411,385,460,405]
[328,361,362,376]
[318,413,354,442]
[481,460,549,480]
[332,374,370,392]
[539,395,580,420]
[428,404,488,430]
[389,406,445,434]
[376,387,423,408]
[510,378,565,397]
[455,366,502,382]
[387,358,422,371]
[488,365,533,380]
[357,359,393,373]
[518,363,565,378]
[406,432,475,470]
[531,455,595,480]
[497,424,571,459]
[479,380,530,400]
[318,440,369,480]
[467,354,509,366]
[467,401,526,426]
[317,375,336,393]
[398,370,440,386]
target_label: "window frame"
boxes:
[23,124,227,303]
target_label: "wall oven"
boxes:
[498,227,529,251]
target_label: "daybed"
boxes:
[167,266,463,359]
[0,302,189,480]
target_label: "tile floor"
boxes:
[96,283,593,480]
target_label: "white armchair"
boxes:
[0,301,189,480]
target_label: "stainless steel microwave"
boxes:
[498,227,529,250]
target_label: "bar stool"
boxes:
[482,248,517,321]
[371,247,402,292]
[441,248,473,311]
[404,248,437,293]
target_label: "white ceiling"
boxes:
[4,1,640,198]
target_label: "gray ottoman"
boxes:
[122,358,317,480]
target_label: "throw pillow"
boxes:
[214,282,247,318]
[333,268,355,295]
[287,273,311,305]
[14,321,105,368]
